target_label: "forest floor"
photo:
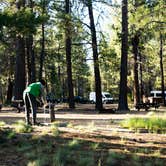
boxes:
[0,103,166,166]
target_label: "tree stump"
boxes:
[49,103,55,122]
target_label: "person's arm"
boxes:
[37,85,46,106]
[40,85,46,104]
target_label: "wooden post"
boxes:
[49,103,55,122]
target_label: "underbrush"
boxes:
[15,137,166,166]
[120,113,166,133]
[12,120,33,133]
[0,121,6,127]
[0,120,165,166]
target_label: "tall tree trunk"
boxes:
[65,0,75,108]
[139,52,144,102]
[39,23,45,80]
[25,0,36,84]
[26,37,31,84]
[13,1,26,100]
[39,0,45,80]
[26,35,36,84]
[6,77,13,103]
[57,45,61,81]
[87,0,103,111]
[13,36,26,100]
[118,0,129,111]
[132,34,140,105]
[0,86,3,104]
[6,47,15,103]
[31,37,36,83]
[57,44,62,98]
[29,0,36,83]
[159,32,166,105]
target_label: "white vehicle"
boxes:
[148,90,166,103]
[150,90,166,98]
[89,92,113,104]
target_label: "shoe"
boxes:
[26,122,32,126]
[32,122,41,126]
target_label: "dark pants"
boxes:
[23,93,37,125]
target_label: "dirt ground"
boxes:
[0,104,166,165]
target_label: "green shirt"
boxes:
[24,82,43,97]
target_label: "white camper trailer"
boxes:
[148,90,166,103]
[89,92,113,104]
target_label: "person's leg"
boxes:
[27,93,37,125]
[23,93,30,125]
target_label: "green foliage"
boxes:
[0,128,16,144]
[13,8,39,34]
[27,155,50,166]
[0,121,6,127]
[52,148,74,166]
[6,129,16,139]
[12,120,33,133]
[53,147,95,166]
[0,0,165,103]
[77,153,94,166]
[121,115,166,133]
[0,7,46,35]
[50,122,60,136]
[17,142,34,153]
[106,151,126,165]
[99,38,120,96]
[68,139,81,150]
[48,65,62,99]
[123,0,166,98]
[90,142,99,150]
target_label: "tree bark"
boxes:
[39,23,45,80]
[87,0,103,111]
[31,38,36,83]
[39,0,46,80]
[25,0,36,84]
[26,37,31,84]
[159,32,166,105]
[132,34,140,105]
[139,52,144,102]
[13,36,26,100]
[13,0,26,100]
[26,35,36,84]
[118,0,129,111]
[29,0,36,83]
[65,0,75,108]
[6,78,13,103]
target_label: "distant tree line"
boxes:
[0,0,165,110]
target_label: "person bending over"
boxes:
[23,79,46,125]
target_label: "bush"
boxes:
[120,117,166,133]
[50,122,59,136]
[13,120,33,133]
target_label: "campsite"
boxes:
[0,0,165,165]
